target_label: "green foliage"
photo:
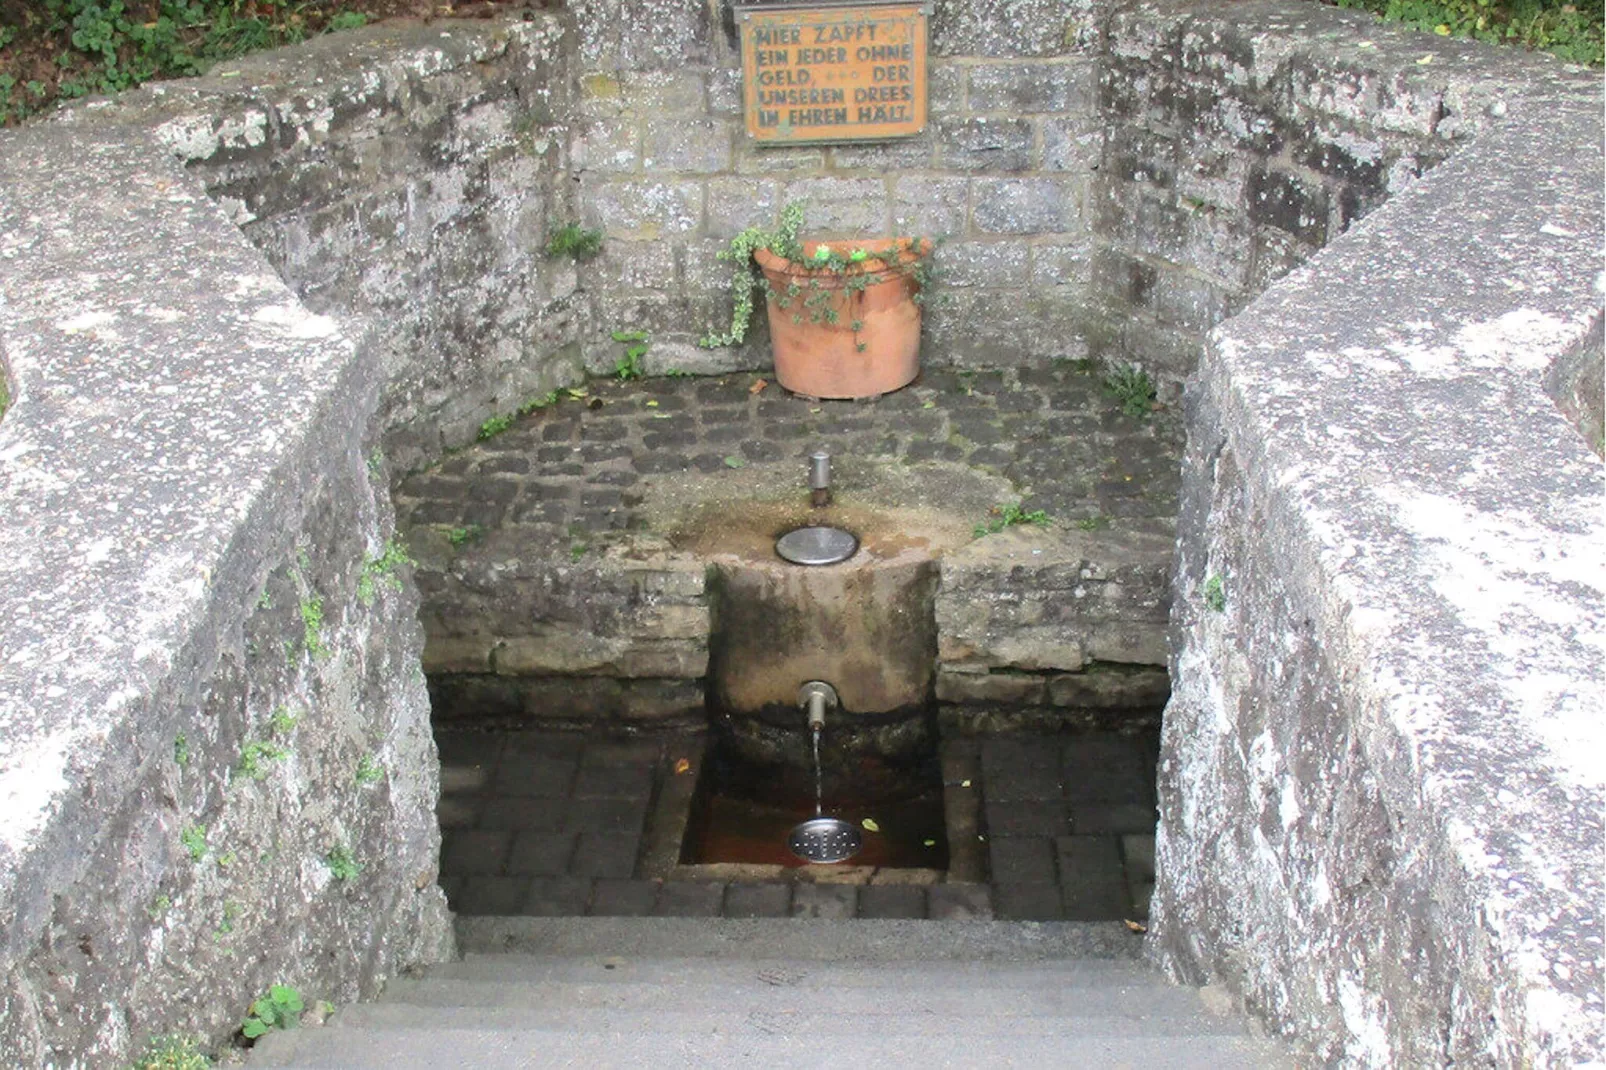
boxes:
[478,413,514,440]
[236,739,288,780]
[517,390,560,415]
[354,754,383,785]
[127,1032,211,1070]
[1331,0,1602,64]
[1102,364,1157,418]
[357,537,413,606]
[1,2,380,126]
[173,732,190,768]
[324,844,360,881]
[445,523,484,547]
[240,984,303,1040]
[269,705,298,734]
[325,10,368,32]
[180,824,207,862]
[974,501,1052,537]
[701,202,937,348]
[611,330,649,380]
[1074,515,1111,531]
[546,223,604,260]
[1202,574,1227,612]
[146,894,172,920]
[299,594,326,658]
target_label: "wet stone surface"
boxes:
[438,727,1158,922]
[394,365,1185,547]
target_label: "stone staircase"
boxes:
[250,917,1291,1068]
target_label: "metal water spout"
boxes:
[788,681,860,864]
[809,449,831,508]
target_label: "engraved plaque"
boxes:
[739,3,928,144]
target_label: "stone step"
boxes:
[369,974,1217,1019]
[251,1024,1287,1069]
[454,915,1144,961]
[332,1002,1249,1038]
[430,953,1156,989]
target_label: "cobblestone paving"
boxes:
[395,365,1184,547]
[437,728,1157,922]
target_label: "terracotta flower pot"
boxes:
[753,238,931,400]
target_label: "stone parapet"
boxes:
[1150,60,1604,1068]
[0,118,452,1063]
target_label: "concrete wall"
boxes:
[1149,28,1604,1069]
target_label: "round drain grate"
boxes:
[775,525,859,566]
[787,816,863,864]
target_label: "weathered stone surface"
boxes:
[1151,76,1604,1068]
[0,119,451,1066]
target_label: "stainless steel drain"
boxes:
[775,525,858,566]
[787,816,863,864]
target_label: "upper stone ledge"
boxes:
[1194,80,1603,1056]
[1117,0,1600,139]
[0,122,366,940]
[36,15,571,165]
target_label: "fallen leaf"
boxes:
[960,779,971,788]
[750,379,768,394]
[645,399,659,408]
[673,758,691,775]
[1417,53,1434,64]
[724,455,746,469]
[922,838,936,847]
[1124,919,1148,934]
[861,817,880,832]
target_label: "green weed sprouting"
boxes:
[128,1032,211,1070]
[974,501,1053,538]
[1202,574,1227,612]
[324,845,361,881]
[180,825,207,862]
[299,595,326,658]
[357,538,414,606]
[236,740,289,781]
[545,223,603,260]
[612,330,649,380]
[354,754,384,785]
[1102,364,1157,418]
[240,984,303,1040]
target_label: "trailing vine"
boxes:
[699,202,935,350]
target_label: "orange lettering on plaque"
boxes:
[740,4,928,143]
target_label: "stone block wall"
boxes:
[0,118,451,1064]
[1087,0,1538,385]
[142,17,583,475]
[567,0,1108,375]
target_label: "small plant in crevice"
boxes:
[270,705,298,735]
[324,845,361,881]
[478,413,514,440]
[974,501,1052,538]
[240,984,304,1041]
[611,329,649,381]
[545,223,603,261]
[1202,573,1227,612]
[180,824,207,862]
[173,732,190,768]
[146,894,173,921]
[444,523,484,548]
[1103,363,1158,418]
[1074,515,1111,531]
[236,739,289,781]
[354,754,384,785]
[214,900,242,939]
[299,595,327,659]
[128,1032,211,1070]
[357,537,414,606]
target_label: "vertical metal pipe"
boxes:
[809,450,831,507]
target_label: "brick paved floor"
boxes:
[394,365,1184,549]
[437,727,1157,922]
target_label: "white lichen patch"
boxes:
[250,303,338,340]
[55,309,116,334]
